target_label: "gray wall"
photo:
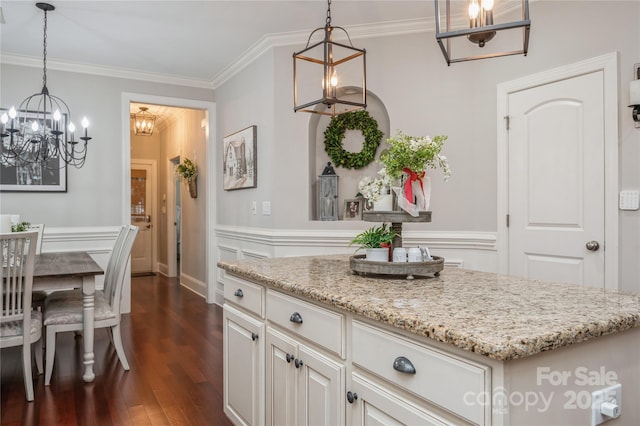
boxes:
[2,1,639,291]
[0,65,214,226]
[214,1,640,290]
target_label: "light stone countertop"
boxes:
[217,255,640,361]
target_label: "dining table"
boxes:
[33,251,104,383]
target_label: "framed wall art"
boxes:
[344,198,363,220]
[223,125,257,191]
[0,108,67,192]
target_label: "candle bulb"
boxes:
[68,122,76,141]
[82,116,89,138]
[630,80,640,106]
[8,107,16,129]
[53,109,61,132]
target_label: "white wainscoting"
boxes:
[40,226,129,311]
[214,225,497,306]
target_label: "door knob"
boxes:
[586,241,600,251]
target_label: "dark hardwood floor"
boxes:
[1,274,233,426]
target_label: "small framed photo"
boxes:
[223,125,257,191]
[344,198,363,220]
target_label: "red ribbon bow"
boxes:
[403,168,425,203]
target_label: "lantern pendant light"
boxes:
[293,0,367,116]
[132,107,156,136]
[435,0,531,65]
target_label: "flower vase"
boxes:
[396,174,431,217]
[373,194,393,211]
[365,247,389,262]
[188,177,197,198]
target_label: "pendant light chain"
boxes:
[42,7,48,93]
[326,0,332,26]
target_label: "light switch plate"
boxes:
[619,190,639,210]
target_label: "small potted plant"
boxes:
[11,221,31,232]
[175,158,198,198]
[349,223,398,262]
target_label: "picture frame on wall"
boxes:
[344,198,363,220]
[0,108,68,192]
[223,125,257,191]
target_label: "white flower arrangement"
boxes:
[358,168,392,203]
[379,131,451,181]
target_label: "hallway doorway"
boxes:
[122,92,217,307]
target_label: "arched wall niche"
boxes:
[307,89,390,221]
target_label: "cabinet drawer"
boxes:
[352,321,490,426]
[224,274,264,318]
[266,290,345,358]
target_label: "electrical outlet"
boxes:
[251,201,257,215]
[591,384,621,426]
[262,201,271,216]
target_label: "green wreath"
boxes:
[323,110,383,169]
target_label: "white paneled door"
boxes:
[507,71,605,287]
[131,161,155,274]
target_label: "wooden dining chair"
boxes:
[1,231,44,401]
[27,224,44,254]
[44,225,129,307]
[28,224,49,311]
[43,225,139,385]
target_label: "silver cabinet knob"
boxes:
[586,241,600,251]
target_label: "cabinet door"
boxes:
[266,328,298,426]
[349,374,448,426]
[297,344,345,426]
[223,305,265,426]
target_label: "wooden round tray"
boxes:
[349,254,444,279]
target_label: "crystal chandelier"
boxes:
[132,107,156,136]
[293,0,367,116]
[0,2,92,169]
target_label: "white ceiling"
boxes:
[0,1,434,87]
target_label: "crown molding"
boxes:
[212,17,432,89]
[1,17,433,91]
[0,53,215,90]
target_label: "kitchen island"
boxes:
[218,255,640,426]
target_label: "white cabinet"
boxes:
[223,273,489,426]
[349,374,448,426]
[223,304,265,426]
[266,325,345,426]
[351,321,491,425]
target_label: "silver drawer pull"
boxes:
[393,356,416,374]
[234,289,244,298]
[289,312,303,324]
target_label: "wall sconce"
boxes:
[629,65,640,128]
[434,0,531,65]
